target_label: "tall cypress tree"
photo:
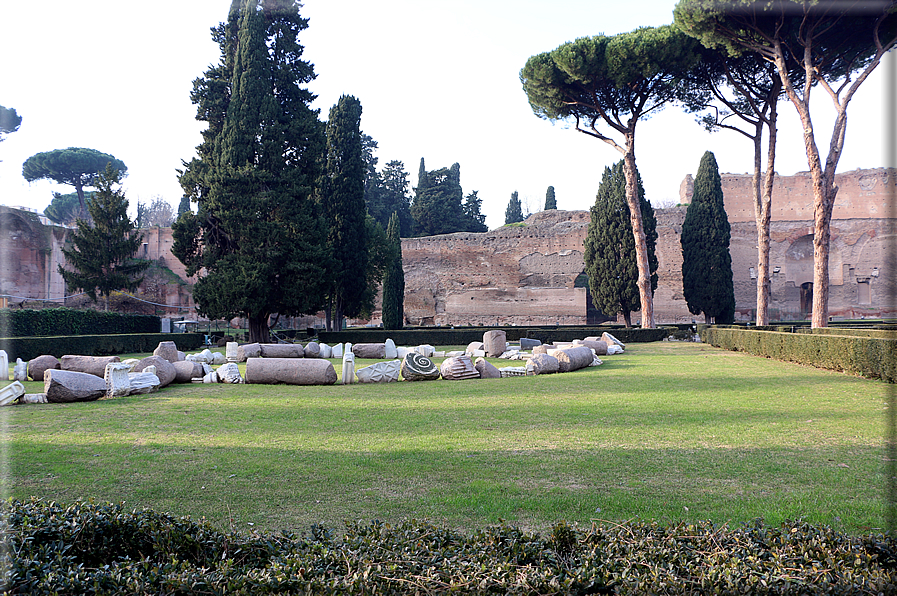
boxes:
[505,191,523,224]
[322,95,368,331]
[681,151,735,324]
[544,186,557,210]
[583,160,657,327]
[381,211,405,330]
[59,164,149,311]
[172,0,328,343]
[410,160,467,236]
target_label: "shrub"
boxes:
[0,333,204,361]
[0,308,160,337]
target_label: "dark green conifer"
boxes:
[544,186,557,210]
[583,160,657,327]
[381,212,405,330]
[681,151,735,324]
[505,191,523,224]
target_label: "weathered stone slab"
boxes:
[352,343,386,359]
[211,351,226,365]
[22,393,47,404]
[400,353,440,381]
[552,346,594,373]
[465,341,485,355]
[318,343,332,359]
[414,344,435,358]
[483,330,507,358]
[384,339,397,359]
[601,332,625,350]
[60,355,121,378]
[226,342,240,362]
[529,353,559,375]
[104,362,132,397]
[304,342,321,358]
[573,339,608,355]
[532,344,548,355]
[217,362,243,384]
[499,366,528,377]
[244,357,337,385]
[45,369,107,403]
[238,343,261,361]
[440,355,480,380]
[474,358,501,379]
[395,346,413,359]
[13,358,27,382]
[28,355,60,381]
[153,341,180,363]
[0,381,25,406]
[356,360,401,383]
[341,345,355,385]
[331,343,344,359]
[173,360,203,383]
[128,371,160,394]
[260,343,303,359]
[0,350,7,381]
[607,345,624,355]
[519,337,542,350]
[133,356,176,388]
[202,371,219,383]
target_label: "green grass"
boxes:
[3,342,889,536]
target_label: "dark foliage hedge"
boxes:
[0,333,204,361]
[318,326,671,346]
[700,326,897,382]
[0,308,160,337]
[4,499,895,595]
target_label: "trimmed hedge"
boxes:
[795,327,897,339]
[6,499,896,595]
[318,326,671,346]
[0,308,160,337]
[0,333,204,361]
[700,326,897,382]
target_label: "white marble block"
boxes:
[0,381,25,406]
[104,362,133,397]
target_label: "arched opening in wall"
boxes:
[800,282,813,318]
[575,271,613,325]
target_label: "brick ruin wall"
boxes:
[2,167,893,324]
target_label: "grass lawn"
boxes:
[2,341,889,536]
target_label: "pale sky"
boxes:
[0,1,892,230]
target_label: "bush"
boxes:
[5,498,896,595]
[0,308,160,337]
[0,333,204,361]
[701,326,897,382]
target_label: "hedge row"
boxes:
[0,333,204,361]
[318,326,672,346]
[795,327,897,339]
[0,308,160,337]
[700,326,897,382]
[6,499,895,595]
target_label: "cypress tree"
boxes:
[410,160,467,236]
[381,211,405,330]
[172,0,328,343]
[583,160,657,327]
[322,95,368,331]
[59,164,149,311]
[505,191,523,224]
[681,151,735,324]
[544,185,557,210]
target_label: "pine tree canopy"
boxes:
[680,151,735,323]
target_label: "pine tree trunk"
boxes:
[248,314,271,344]
[621,140,654,328]
[754,103,776,327]
[622,311,632,328]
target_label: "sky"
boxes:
[0,1,892,230]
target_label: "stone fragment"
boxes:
[0,350,7,381]
[128,371,160,394]
[331,343,343,359]
[260,343,303,358]
[202,371,219,383]
[318,343,332,359]
[607,345,624,355]
[395,346,412,359]
[601,332,625,350]
[356,360,401,383]
[211,352,226,365]
[400,353,440,381]
[440,355,480,380]
[45,369,107,403]
[499,366,528,377]
[519,337,542,350]
[13,358,28,382]
[0,381,25,406]
[445,350,465,358]
[133,356,176,388]
[121,358,140,370]
[432,351,445,357]
[499,350,525,360]
[483,330,507,358]
[590,356,604,366]
[465,341,485,355]
[384,339,397,359]
[238,343,261,361]
[173,361,203,383]
[414,344,435,358]
[104,362,132,397]
[573,339,608,355]
[532,345,549,355]
[341,344,355,385]
[304,342,321,358]
[529,353,559,375]
[352,343,386,359]
[226,342,240,362]
[153,341,180,363]
[177,351,186,361]
[474,358,501,379]
[201,363,214,376]
[216,362,243,384]
[22,393,47,404]
[552,346,594,373]
[245,357,337,385]
[28,355,60,381]
[60,355,121,378]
